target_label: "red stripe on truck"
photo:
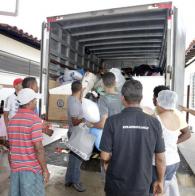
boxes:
[47,17,57,23]
[153,3,173,20]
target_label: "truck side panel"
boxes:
[172,7,186,104]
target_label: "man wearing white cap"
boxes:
[7,88,49,196]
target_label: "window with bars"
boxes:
[0,51,40,77]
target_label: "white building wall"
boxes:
[0,72,39,101]
[0,34,40,100]
[184,61,195,131]
[0,34,40,62]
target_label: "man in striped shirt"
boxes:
[7,88,49,196]
[22,77,53,137]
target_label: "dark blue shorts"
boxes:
[150,162,180,193]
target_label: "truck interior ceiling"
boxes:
[48,4,169,79]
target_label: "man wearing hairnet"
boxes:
[152,87,191,196]
[153,85,191,144]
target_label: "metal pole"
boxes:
[39,22,45,116]
[186,85,190,123]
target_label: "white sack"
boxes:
[82,72,97,97]
[70,70,83,80]
[82,98,100,123]
[60,68,83,83]
[63,68,73,82]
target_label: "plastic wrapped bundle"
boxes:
[82,98,100,123]
[89,128,102,150]
[71,70,83,80]
[77,68,85,76]
[63,68,74,82]
[58,68,83,85]
[110,68,126,92]
[82,72,97,97]
[65,125,96,160]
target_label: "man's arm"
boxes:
[153,120,166,194]
[177,127,191,144]
[188,109,195,116]
[0,137,9,148]
[32,119,49,183]
[179,105,195,116]
[42,121,53,137]
[4,111,9,127]
[68,97,84,126]
[94,96,108,129]
[71,117,84,126]
[99,118,113,171]
[34,141,50,183]
[4,97,11,127]
[93,114,108,129]
[100,151,111,171]
[153,152,166,194]
[0,138,4,145]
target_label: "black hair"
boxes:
[102,72,116,88]
[22,77,37,88]
[153,85,170,98]
[85,92,99,103]
[19,104,28,109]
[0,100,4,115]
[71,80,82,93]
[121,79,143,103]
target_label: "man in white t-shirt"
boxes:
[4,78,23,126]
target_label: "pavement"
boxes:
[1,162,195,196]
[46,165,104,196]
[179,133,195,174]
[0,164,105,196]
[1,133,195,196]
[178,172,195,196]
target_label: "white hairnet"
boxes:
[157,90,177,110]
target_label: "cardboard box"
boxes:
[48,94,69,121]
[49,80,59,89]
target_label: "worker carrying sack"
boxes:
[65,124,96,161]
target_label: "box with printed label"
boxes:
[48,94,68,121]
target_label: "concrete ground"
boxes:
[1,163,195,196]
[0,163,105,196]
[178,172,195,196]
[1,133,195,196]
[179,133,195,174]
[46,165,104,196]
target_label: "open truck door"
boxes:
[40,2,186,120]
[165,4,186,104]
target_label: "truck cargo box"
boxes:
[40,2,185,119]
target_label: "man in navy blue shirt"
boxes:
[100,79,166,196]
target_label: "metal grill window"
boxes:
[0,51,40,77]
